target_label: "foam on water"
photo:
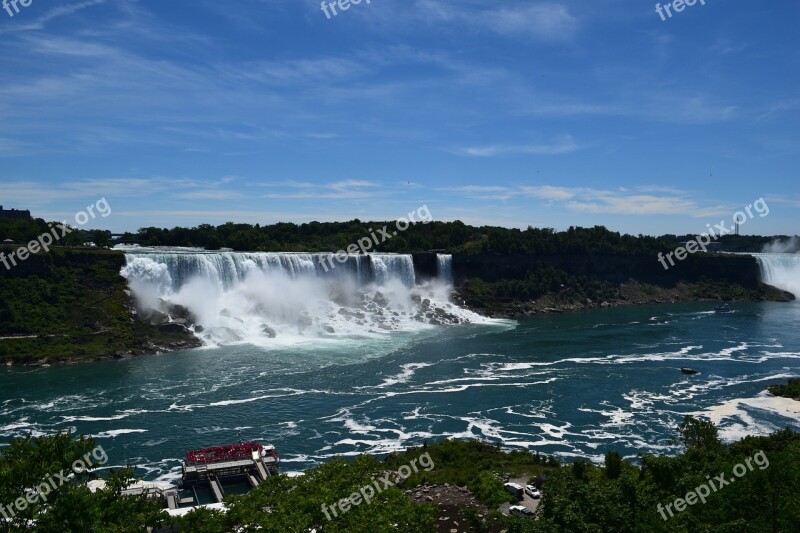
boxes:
[691,392,800,441]
[2,300,799,476]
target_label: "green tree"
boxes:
[604,450,623,480]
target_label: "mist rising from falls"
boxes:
[755,253,800,298]
[761,237,800,254]
[120,248,488,347]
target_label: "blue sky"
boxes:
[0,0,798,235]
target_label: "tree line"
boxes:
[2,218,792,256]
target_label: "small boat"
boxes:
[714,303,733,313]
[681,367,700,375]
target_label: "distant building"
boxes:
[0,205,32,220]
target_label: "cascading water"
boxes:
[370,254,416,288]
[119,247,487,347]
[437,254,453,284]
[755,253,800,298]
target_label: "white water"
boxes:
[119,247,492,347]
[437,254,453,284]
[755,253,800,298]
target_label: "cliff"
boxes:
[0,248,200,365]
[425,252,792,317]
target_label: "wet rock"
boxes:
[373,292,389,307]
[194,325,204,333]
[261,325,277,338]
[147,310,168,326]
[167,303,195,321]
[158,323,188,334]
[323,325,335,334]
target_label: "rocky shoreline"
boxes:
[455,280,795,319]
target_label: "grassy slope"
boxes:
[0,248,200,364]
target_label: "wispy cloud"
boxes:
[462,135,578,157]
[0,0,105,34]
[444,183,732,218]
[480,3,579,41]
[522,186,729,217]
[263,179,383,200]
[368,1,580,42]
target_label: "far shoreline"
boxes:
[456,279,795,319]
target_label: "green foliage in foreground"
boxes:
[2,419,799,532]
[0,432,163,532]
[188,456,436,533]
[382,440,560,507]
[768,378,800,400]
[503,417,800,533]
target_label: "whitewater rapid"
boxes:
[119,247,493,347]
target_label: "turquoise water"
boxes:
[2,301,799,483]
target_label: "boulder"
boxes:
[373,292,389,307]
[158,323,188,334]
[167,303,195,321]
[147,310,168,326]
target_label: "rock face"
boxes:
[444,252,763,287]
[161,301,196,322]
[158,323,188,334]
[139,299,207,339]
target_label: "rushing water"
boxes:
[119,248,481,347]
[2,302,799,483]
[755,253,800,298]
[0,251,798,485]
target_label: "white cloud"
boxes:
[462,135,578,157]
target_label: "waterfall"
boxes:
[371,254,416,288]
[437,254,453,283]
[119,247,485,347]
[755,253,800,297]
